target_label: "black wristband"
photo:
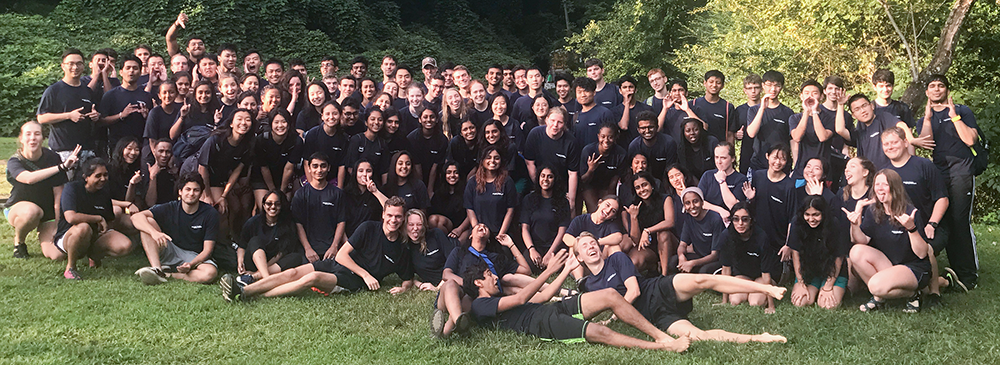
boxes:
[928,222,939,229]
[907,225,918,233]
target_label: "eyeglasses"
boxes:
[263,201,279,207]
[732,216,752,223]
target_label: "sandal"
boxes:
[903,294,921,314]
[859,296,884,312]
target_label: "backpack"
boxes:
[970,128,990,176]
[172,125,214,160]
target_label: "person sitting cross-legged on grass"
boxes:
[54,158,135,280]
[220,196,412,302]
[131,173,220,284]
[574,232,788,343]
[233,190,306,286]
[463,249,690,352]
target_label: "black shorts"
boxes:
[633,275,692,330]
[523,295,589,343]
[904,259,932,290]
[312,259,366,292]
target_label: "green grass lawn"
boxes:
[1,224,998,364]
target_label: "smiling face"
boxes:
[648,72,665,93]
[823,83,841,103]
[365,110,383,134]
[484,124,501,145]
[175,75,191,97]
[241,75,259,93]
[632,154,648,174]
[514,69,527,90]
[406,213,424,241]
[461,121,477,141]
[123,141,140,164]
[340,78,357,98]
[231,111,252,136]
[470,82,487,104]
[407,86,424,108]
[486,67,502,86]
[361,79,377,99]
[803,159,824,180]
[539,168,554,191]
[874,81,893,100]
[575,86,595,106]
[159,83,178,108]
[395,154,412,178]
[849,97,874,123]
[844,158,867,187]
[704,76,723,96]
[803,206,822,228]
[19,123,43,151]
[420,108,437,130]
[638,119,657,140]
[596,199,619,222]
[874,174,890,204]
[220,76,239,99]
[445,89,462,110]
[265,63,283,84]
[219,49,237,70]
[355,161,374,186]
[682,192,704,217]
[383,205,404,233]
[322,104,342,129]
[308,158,329,181]
[667,167,685,191]
[597,126,615,153]
[271,113,289,137]
[766,148,787,173]
[482,150,501,172]
[154,141,173,166]
[263,192,282,219]
[262,89,281,112]
[575,235,604,265]
[84,165,109,191]
[634,176,652,200]
[555,79,570,99]
[394,69,412,88]
[385,114,400,134]
[532,97,550,119]
[683,121,700,145]
[237,95,258,111]
[179,181,203,204]
[545,111,565,136]
[308,84,327,107]
[586,65,604,81]
[194,84,213,106]
[881,132,906,161]
[490,96,507,117]
[445,164,460,185]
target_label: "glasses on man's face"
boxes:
[62,61,85,67]
[263,201,280,207]
[732,216,752,223]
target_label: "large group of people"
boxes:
[5,11,986,351]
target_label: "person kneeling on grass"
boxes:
[574,232,787,343]
[220,196,412,302]
[132,173,220,284]
[464,250,691,352]
[53,158,135,280]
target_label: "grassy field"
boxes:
[1,137,999,364]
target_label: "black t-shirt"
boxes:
[197,134,254,186]
[291,182,347,254]
[523,127,581,179]
[390,180,430,211]
[610,102,653,148]
[464,176,518,234]
[633,194,669,230]
[660,107,689,141]
[594,83,623,109]
[572,106,614,147]
[789,111,835,174]
[409,228,457,285]
[149,200,220,251]
[180,106,218,133]
[566,214,622,242]
[148,167,178,205]
[716,226,777,279]
[887,156,947,227]
[748,170,795,249]
[344,187,383,237]
[747,103,795,170]
[444,245,519,278]
[56,181,115,240]
[850,111,900,169]
[345,133,387,174]
[6,149,67,218]
[384,133,413,159]
[469,107,493,127]
[579,142,626,189]
[697,169,747,208]
[627,134,678,179]
[446,136,479,178]
[470,296,539,331]
[239,214,299,257]
[430,186,467,227]
[691,97,737,143]
[346,221,413,281]
[36,80,99,151]
[917,105,979,176]
[99,86,153,146]
[860,205,924,266]
[874,99,914,128]
[406,129,449,180]
[787,219,851,269]
[678,136,719,180]
[578,251,637,296]
[397,106,424,137]
[143,103,181,142]
[253,133,304,186]
[519,194,570,252]
[302,126,348,169]
[680,211,725,258]
[296,107,322,132]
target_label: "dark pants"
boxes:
[943,173,977,287]
[667,252,722,275]
[243,236,306,272]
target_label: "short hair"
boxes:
[715,141,736,159]
[572,77,597,92]
[264,58,284,69]
[668,79,688,91]
[341,97,361,111]
[120,54,142,68]
[761,70,785,85]
[647,68,666,78]
[172,70,192,82]
[743,73,762,86]
[554,72,573,84]
[822,75,845,89]
[616,75,639,87]
[81,157,108,179]
[704,70,725,83]
[872,69,894,85]
[322,55,339,66]
[440,61,456,71]
[461,261,490,297]
[154,137,173,146]
[307,152,330,165]
[148,53,165,62]
[636,110,658,124]
[244,49,261,58]
[452,65,469,74]
[487,64,502,73]
[430,73,445,82]
[847,93,870,108]
[512,64,526,74]
[289,58,306,68]
[385,196,406,210]
[177,172,205,192]
[217,43,237,55]
[199,53,219,65]
[98,47,118,60]
[62,48,84,61]
[239,73,260,84]
[584,58,604,69]
[766,142,791,159]
[339,75,356,85]
[927,74,950,89]
[135,44,152,53]
[392,65,411,77]
[349,56,367,67]
[880,126,909,141]
[800,79,823,93]
[320,100,343,113]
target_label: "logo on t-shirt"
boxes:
[94,205,106,210]
[903,181,917,185]
[384,254,395,263]
[713,114,724,119]
[770,196,784,204]
[358,146,365,153]
[322,201,335,206]
[492,192,504,196]
[425,249,439,256]
[191,225,203,230]
[606,273,617,282]
[774,119,786,124]
[747,251,759,257]
[869,131,880,138]
[702,232,713,237]
[891,230,904,235]
[556,153,566,159]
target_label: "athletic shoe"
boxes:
[454,312,472,334]
[430,308,447,339]
[135,267,168,285]
[220,274,238,303]
[63,268,82,280]
[923,293,942,308]
[13,244,29,259]
[236,274,256,287]
[903,293,921,313]
[942,267,968,293]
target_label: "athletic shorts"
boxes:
[54,227,115,254]
[633,275,693,330]
[904,259,932,291]
[796,276,848,289]
[312,259,365,292]
[522,295,589,344]
[160,240,217,268]
[4,203,57,223]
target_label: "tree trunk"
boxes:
[900,0,976,108]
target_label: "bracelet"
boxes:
[526,246,535,250]
[906,225,918,233]
[951,115,962,123]
[57,163,67,172]
[821,287,834,292]
[928,222,939,229]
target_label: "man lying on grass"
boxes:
[221,196,411,302]
[462,248,690,351]
[574,232,787,343]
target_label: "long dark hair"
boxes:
[258,189,293,224]
[677,118,713,176]
[189,79,221,111]
[109,136,141,181]
[632,171,665,229]
[345,159,378,196]
[475,145,509,194]
[433,161,466,197]
[477,119,511,152]
[793,195,839,280]
[721,201,754,266]
[525,165,570,219]
[385,151,416,196]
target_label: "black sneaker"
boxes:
[903,293,921,313]
[924,293,942,308]
[13,244,29,259]
[455,312,472,334]
[942,267,968,293]
[236,274,256,287]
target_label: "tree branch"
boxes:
[879,0,919,80]
[900,0,976,108]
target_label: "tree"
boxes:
[895,0,976,106]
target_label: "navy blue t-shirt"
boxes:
[716,226,777,279]
[302,126,349,169]
[611,102,653,148]
[579,142,626,189]
[572,106,614,148]
[690,97,737,143]
[519,195,570,252]
[577,251,638,296]
[143,103,180,142]
[56,180,115,240]
[464,176,519,234]
[409,228,456,285]
[5,149,67,219]
[697,169,748,208]
[850,111,900,169]
[680,211,725,258]
[149,200,220,252]
[747,103,795,170]
[566,214,622,242]
[887,156,947,227]
[917,105,979,176]
[346,221,414,281]
[749,170,795,249]
[291,182,346,254]
[253,132,303,186]
[627,134,678,179]
[523,127,581,179]
[859,205,925,266]
[789,111,835,175]
[99,86,153,146]
[345,133,387,174]
[874,99,914,128]
[594,83,623,109]
[36,80,99,151]
[407,129,450,181]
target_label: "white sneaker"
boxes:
[135,266,168,285]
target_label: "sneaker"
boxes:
[454,312,472,334]
[13,244,29,259]
[942,267,968,293]
[903,293,921,313]
[63,268,82,280]
[924,293,942,308]
[135,267,168,285]
[236,274,256,287]
[430,308,447,339]
[220,274,239,303]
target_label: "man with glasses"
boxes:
[37,49,101,178]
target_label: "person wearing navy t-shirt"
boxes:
[524,108,581,211]
[570,77,615,148]
[697,142,746,211]
[690,70,738,144]
[836,93,911,170]
[36,49,101,173]
[564,196,627,258]
[717,202,779,313]
[302,102,348,186]
[407,108,449,189]
[735,74,762,174]
[584,58,623,109]
[291,153,347,263]
[510,67,556,124]
[520,167,572,272]
[645,68,670,116]
[611,75,653,148]
[622,171,676,276]
[746,70,795,171]
[465,147,518,237]
[627,111,678,180]
[142,80,180,163]
[132,174,219,285]
[742,143,795,263]
[789,80,833,177]
[345,107,388,176]
[677,118,719,180]
[872,69,915,128]
[97,55,152,154]
[252,110,303,212]
[396,209,456,291]
[656,80,704,140]
[846,170,931,312]
[670,188,724,274]
[787,196,850,310]
[580,124,626,213]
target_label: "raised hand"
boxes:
[179,99,191,118]
[805,176,822,196]
[175,12,188,29]
[624,203,640,218]
[497,234,514,248]
[214,108,223,125]
[678,96,691,111]
[130,170,142,185]
[68,107,85,122]
[742,181,756,201]
[64,145,82,169]
[893,209,918,231]
[586,153,602,172]
[85,103,101,121]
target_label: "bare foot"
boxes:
[752,332,787,343]
[768,286,786,300]
[659,335,690,353]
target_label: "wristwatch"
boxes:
[928,222,939,229]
